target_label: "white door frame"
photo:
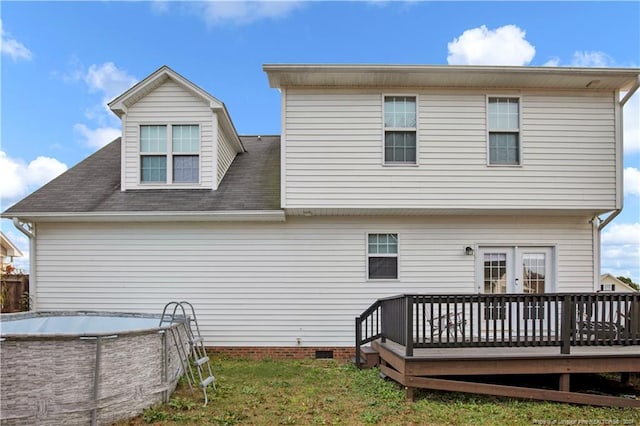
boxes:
[476,245,557,294]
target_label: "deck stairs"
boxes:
[353,345,380,369]
[160,301,216,406]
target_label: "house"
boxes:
[0,231,23,274]
[3,64,639,360]
[600,273,639,292]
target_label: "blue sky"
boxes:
[1,1,639,282]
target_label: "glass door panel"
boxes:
[478,247,514,294]
[517,247,553,294]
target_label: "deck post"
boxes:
[405,386,415,401]
[405,296,413,357]
[559,374,571,392]
[561,295,573,355]
[355,317,362,368]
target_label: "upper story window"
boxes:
[488,97,520,165]
[367,233,398,280]
[384,96,416,165]
[140,124,200,184]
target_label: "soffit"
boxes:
[264,65,640,91]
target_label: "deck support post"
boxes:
[405,386,415,401]
[559,374,570,392]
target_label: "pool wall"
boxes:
[0,311,188,425]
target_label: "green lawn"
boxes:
[118,358,640,425]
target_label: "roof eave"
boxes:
[1,210,286,223]
[263,64,640,91]
[0,231,24,257]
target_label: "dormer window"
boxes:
[140,124,200,184]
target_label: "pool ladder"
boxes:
[159,301,216,406]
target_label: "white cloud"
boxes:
[73,124,121,149]
[61,62,134,150]
[0,151,67,207]
[603,223,640,246]
[542,57,560,67]
[84,62,137,106]
[447,25,535,66]
[571,51,614,67]
[0,19,32,61]
[191,0,303,26]
[624,167,640,197]
[601,222,640,283]
[543,50,617,68]
[151,0,170,14]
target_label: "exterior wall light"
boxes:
[465,246,474,256]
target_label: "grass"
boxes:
[117,358,640,425]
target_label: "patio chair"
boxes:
[427,311,466,341]
[575,301,630,341]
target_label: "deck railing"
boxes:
[356,293,640,359]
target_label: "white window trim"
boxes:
[381,94,419,167]
[486,95,523,167]
[139,123,202,187]
[365,231,400,281]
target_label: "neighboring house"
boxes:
[3,65,639,358]
[0,231,23,274]
[600,273,639,292]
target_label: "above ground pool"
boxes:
[0,311,188,425]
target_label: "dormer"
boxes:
[109,66,245,191]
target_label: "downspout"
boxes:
[12,218,36,310]
[591,216,600,291]
[598,76,640,232]
[595,76,640,290]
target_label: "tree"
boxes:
[616,276,640,291]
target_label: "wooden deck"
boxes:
[370,339,640,407]
[356,293,640,407]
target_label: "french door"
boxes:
[477,246,555,295]
[476,246,556,335]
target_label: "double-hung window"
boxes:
[140,124,200,184]
[367,233,398,280]
[488,97,520,165]
[384,96,416,165]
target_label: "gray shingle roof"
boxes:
[3,136,280,215]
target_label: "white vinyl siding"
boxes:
[284,89,616,211]
[217,126,237,185]
[34,215,593,347]
[124,79,214,189]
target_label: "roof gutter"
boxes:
[598,75,640,231]
[3,210,286,223]
[11,218,36,310]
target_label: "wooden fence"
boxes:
[1,275,29,313]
